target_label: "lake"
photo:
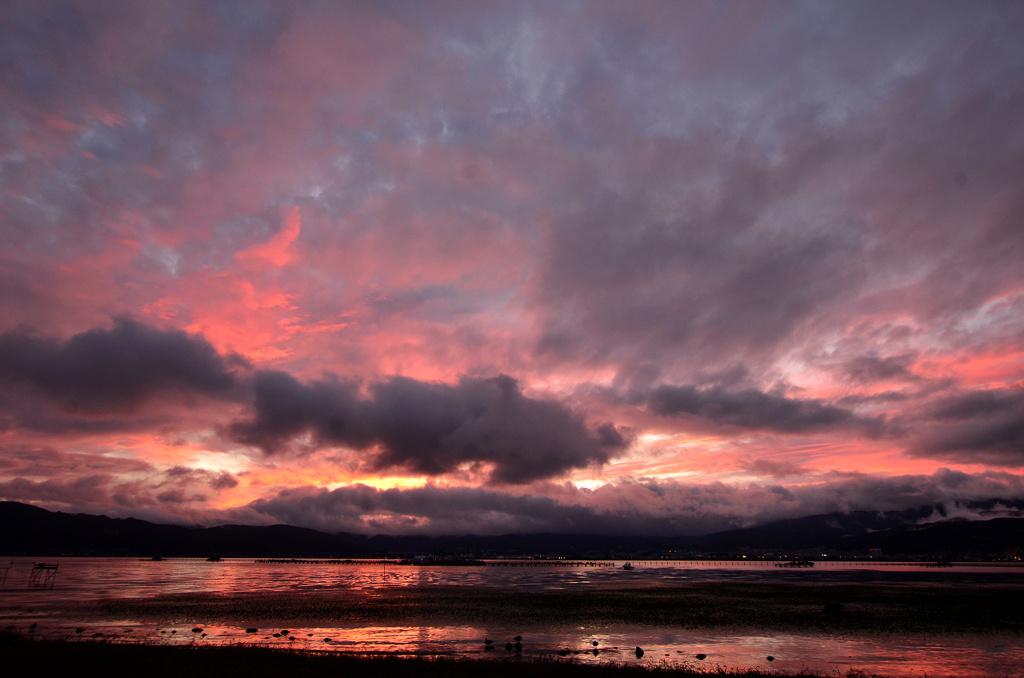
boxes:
[2,558,1022,677]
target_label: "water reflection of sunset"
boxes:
[3,559,1021,678]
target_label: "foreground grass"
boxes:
[0,635,859,678]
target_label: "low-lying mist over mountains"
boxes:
[2,501,1021,559]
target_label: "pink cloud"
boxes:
[235,206,302,268]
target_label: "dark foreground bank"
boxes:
[0,635,845,678]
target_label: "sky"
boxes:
[1,0,1023,536]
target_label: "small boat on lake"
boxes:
[622,562,634,570]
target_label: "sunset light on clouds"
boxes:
[2,0,1023,535]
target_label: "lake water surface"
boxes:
[2,558,1022,677]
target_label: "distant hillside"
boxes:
[0,502,370,557]
[346,521,1024,560]
[2,501,1021,558]
[689,505,1024,557]
[351,503,1024,558]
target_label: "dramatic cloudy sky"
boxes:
[2,1,1023,535]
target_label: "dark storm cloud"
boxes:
[0,318,627,484]
[0,389,159,435]
[0,444,154,476]
[0,464,240,517]
[9,466,1021,536]
[0,475,124,508]
[742,459,811,478]
[368,375,628,482]
[249,484,599,535]
[247,468,1024,536]
[232,372,629,484]
[154,467,237,504]
[913,388,1024,465]
[229,370,368,452]
[842,352,918,384]
[645,383,882,435]
[164,465,238,491]
[0,318,246,413]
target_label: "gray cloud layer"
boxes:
[1,319,1018,482]
[232,371,628,484]
[248,468,1024,536]
[0,319,629,484]
[522,2,1024,383]
[913,388,1024,466]
[646,383,883,435]
[2,2,1023,531]
[0,318,245,413]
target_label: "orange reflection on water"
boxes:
[4,559,1022,678]
[39,619,1024,678]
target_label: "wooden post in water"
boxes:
[28,562,58,590]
